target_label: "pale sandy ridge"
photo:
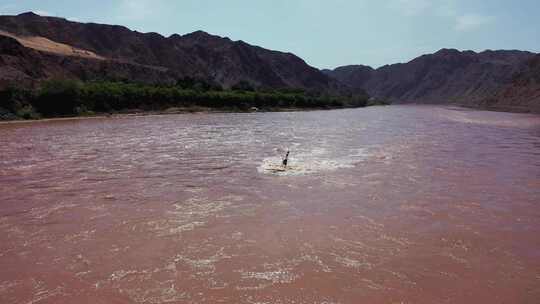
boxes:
[0,29,104,60]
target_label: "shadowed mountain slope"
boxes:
[0,12,343,93]
[325,49,539,112]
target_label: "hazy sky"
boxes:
[1,0,539,69]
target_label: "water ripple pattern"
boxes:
[1,105,540,303]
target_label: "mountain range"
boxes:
[1,12,539,113]
[0,12,343,94]
[324,49,540,113]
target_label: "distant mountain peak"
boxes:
[17,12,40,17]
[180,30,231,42]
[433,48,463,56]
[333,64,374,71]
[187,30,210,36]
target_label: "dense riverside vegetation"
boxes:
[0,79,372,120]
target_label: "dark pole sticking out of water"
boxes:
[282,150,290,167]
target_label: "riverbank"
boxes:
[392,101,539,115]
[0,104,380,124]
[0,79,372,121]
[460,103,540,114]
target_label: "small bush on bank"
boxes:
[366,97,391,106]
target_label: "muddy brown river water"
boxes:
[1,105,540,303]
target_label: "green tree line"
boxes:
[0,79,370,120]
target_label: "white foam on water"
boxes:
[334,256,372,269]
[241,270,298,284]
[258,147,369,176]
[29,202,78,220]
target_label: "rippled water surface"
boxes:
[1,105,540,303]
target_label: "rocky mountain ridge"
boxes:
[0,12,342,93]
[325,48,539,112]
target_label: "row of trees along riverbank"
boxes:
[0,79,375,120]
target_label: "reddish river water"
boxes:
[1,105,539,303]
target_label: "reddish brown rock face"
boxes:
[486,54,540,113]
[1,106,539,303]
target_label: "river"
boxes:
[1,105,539,303]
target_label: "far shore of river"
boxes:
[0,105,387,124]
